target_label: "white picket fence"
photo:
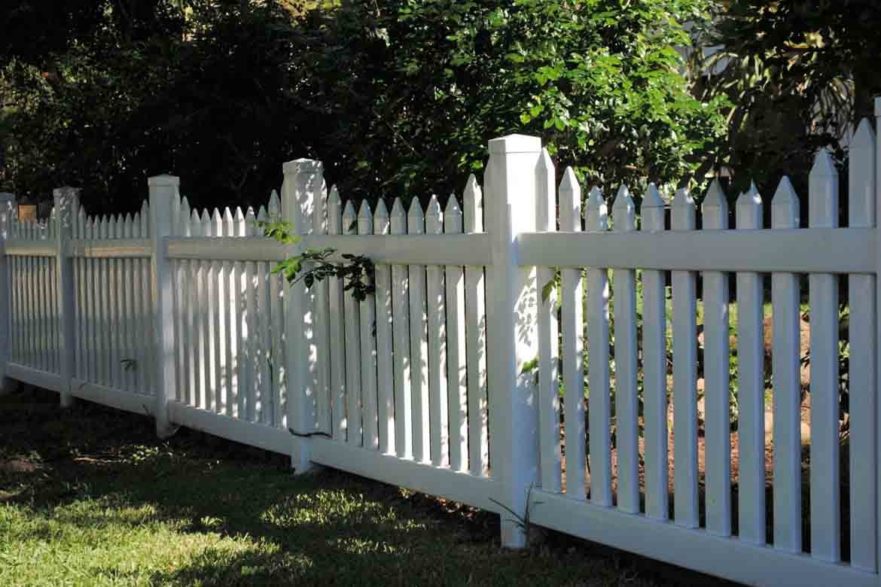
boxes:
[2,100,881,586]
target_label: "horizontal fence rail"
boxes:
[2,98,881,587]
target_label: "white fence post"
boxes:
[484,134,542,548]
[0,192,14,393]
[282,158,322,473]
[149,175,178,437]
[53,187,79,408]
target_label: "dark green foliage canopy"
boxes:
[698,0,881,197]
[1,0,726,212]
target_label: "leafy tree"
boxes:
[697,0,881,196]
[2,0,725,211]
[1,1,312,213]
[297,0,727,201]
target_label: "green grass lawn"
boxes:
[0,388,723,586]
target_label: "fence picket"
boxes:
[74,208,86,380]
[256,205,272,423]
[98,217,110,384]
[310,181,332,434]
[560,167,587,500]
[390,197,412,457]
[426,195,448,467]
[122,214,136,390]
[109,215,122,387]
[612,185,638,514]
[641,184,668,520]
[463,176,488,476]
[701,179,731,536]
[327,187,347,440]
[559,168,585,500]
[194,210,209,409]
[211,209,225,412]
[444,195,467,471]
[809,148,840,562]
[672,187,699,528]
[140,203,153,394]
[267,195,283,427]
[408,199,430,462]
[736,183,765,544]
[536,149,561,491]
[244,207,258,421]
[848,118,877,570]
[130,213,144,393]
[86,219,98,382]
[222,208,235,415]
[342,200,362,445]
[358,200,379,450]
[232,207,245,417]
[374,199,395,454]
[586,186,611,506]
[183,204,197,406]
[771,176,801,552]
[29,254,37,366]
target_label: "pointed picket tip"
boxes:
[586,186,605,209]
[559,167,580,198]
[342,199,356,218]
[390,197,405,218]
[445,193,462,216]
[736,181,762,208]
[464,174,481,202]
[426,193,441,215]
[612,184,633,211]
[772,176,799,206]
[642,183,664,208]
[268,190,281,213]
[223,207,233,222]
[612,185,635,232]
[538,148,554,173]
[201,209,212,223]
[407,198,425,220]
[190,209,200,223]
[810,148,837,178]
[234,206,245,221]
[357,199,372,219]
[672,187,694,208]
[328,185,341,206]
[212,208,222,222]
[772,176,800,227]
[141,199,149,213]
[703,179,727,210]
[374,198,389,218]
[257,205,268,222]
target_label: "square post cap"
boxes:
[148,175,180,188]
[52,186,80,199]
[488,134,542,155]
[283,158,323,175]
